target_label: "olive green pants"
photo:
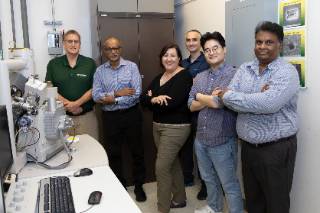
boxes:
[153,122,191,213]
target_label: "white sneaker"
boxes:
[194,205,222,213]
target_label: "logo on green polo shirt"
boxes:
[76,74,87,78]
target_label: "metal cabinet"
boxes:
[97,0,174,13]
[97,12,175,184]
[225,0,278,67]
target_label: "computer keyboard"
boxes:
[38,176,75,213]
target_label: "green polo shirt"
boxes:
[46,54,96,114]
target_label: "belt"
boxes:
[242,134,296,148]
[104,104,138,114]
[153,122,191,127]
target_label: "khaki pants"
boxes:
[69,110,99,140]
[153,122,191,213]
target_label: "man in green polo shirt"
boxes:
[46,29,98,140]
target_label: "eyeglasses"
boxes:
[65,40,80,45]
[204,45,222,54]
[103,47,121,52]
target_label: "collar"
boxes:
[209,62,226,76]
[247,57,281,75]
[62,54,81,68]
[187,52,205,64]
[104,57,127,69]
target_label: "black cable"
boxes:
[16,127,41,151]
[18,127,41,150]
[26,153,73,170]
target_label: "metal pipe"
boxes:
[20,0,30,48]
[10,0,16,46]
[0,0,14,59]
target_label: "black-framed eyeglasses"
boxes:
[204,45,221,54]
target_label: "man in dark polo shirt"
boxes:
[181,29,210,78]
[46,29,98,140]
[180,29,209,200]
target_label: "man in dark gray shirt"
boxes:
[180,29,209,200]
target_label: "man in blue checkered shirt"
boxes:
[92,37,147,202]
[218,21,300,213]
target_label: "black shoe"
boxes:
[184,180,194,187]
[170,200,186,208]
[197,183,207,200]
[134,185,147,202]
[184,176,194,187]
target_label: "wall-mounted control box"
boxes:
[47,31,63,55]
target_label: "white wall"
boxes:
[176,0,320,212]
[26,0,93,80]
[290,0,320,212]
[174,0,225,57]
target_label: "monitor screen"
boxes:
[0,105,13,179]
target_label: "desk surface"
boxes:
[5,166,142,213]
[18,134,109,180]
[5,134,141,213]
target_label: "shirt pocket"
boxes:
[118,75,131,88]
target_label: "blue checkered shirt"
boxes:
[223,57,299,144]
[188,63,237,147]
[92,58,141,111]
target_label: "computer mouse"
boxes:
[73,168,93,177]
[88,191,102,205]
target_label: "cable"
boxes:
[18,127,41,151]
[25,129,73,170]
[15,128,23,145]
[51,0,56,31]
[16,127,41,152]
[26,152,72,170]
[79,205,94,213]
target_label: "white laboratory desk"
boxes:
[18,134,109,180]
[5,134,142,213]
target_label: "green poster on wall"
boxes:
[279,0,305,27]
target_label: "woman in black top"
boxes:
[141,44,193,213]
